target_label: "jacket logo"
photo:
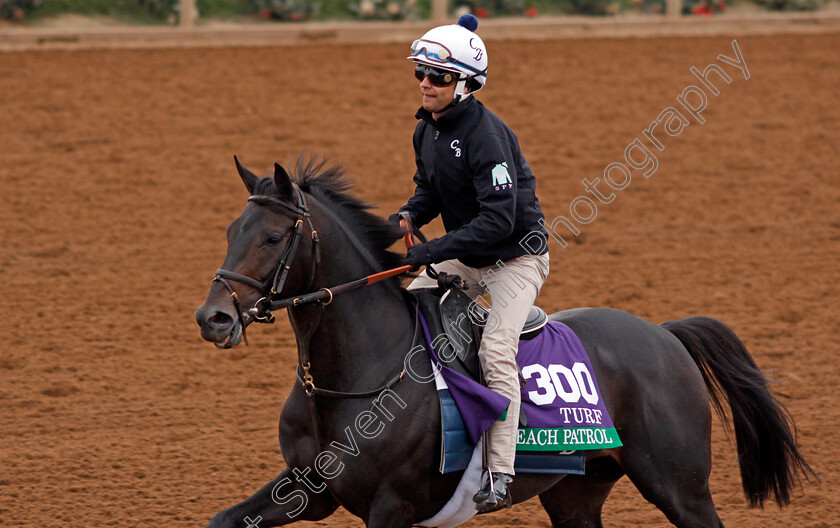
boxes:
[450,139,461,158]
[492,162,513,190]
[470,38,484,61]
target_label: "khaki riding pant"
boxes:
[409,252,550,475]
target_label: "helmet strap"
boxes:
[454,77,470,100]
[440,75,471,113]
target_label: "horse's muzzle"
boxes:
[195,304,245,348]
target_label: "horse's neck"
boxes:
[289,285,414,393]
[287,212,415,391]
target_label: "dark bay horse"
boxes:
[195,157,815,528]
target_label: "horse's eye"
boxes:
[266,235,284,247]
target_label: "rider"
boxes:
[394,15,550,513]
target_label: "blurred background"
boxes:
[2,0,838,527]
[0,0,835,27]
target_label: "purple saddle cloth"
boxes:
[417,307,622,452]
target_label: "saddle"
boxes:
[411,283,588,476]
[412,287,548,379]
[411,285,549,427]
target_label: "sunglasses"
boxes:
[414,65,458,87]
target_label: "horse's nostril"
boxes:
[208,311,234,328]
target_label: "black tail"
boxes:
[661,316,817,508]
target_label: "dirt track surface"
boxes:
[2,34,839,527]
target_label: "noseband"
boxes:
[213,185,321,343]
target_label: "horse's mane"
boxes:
[253,155,405,275]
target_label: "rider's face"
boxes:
[419,74,456,118]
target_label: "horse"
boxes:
[195,156,815,528]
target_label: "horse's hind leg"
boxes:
[539,457,623,528]
[620,440,724,528]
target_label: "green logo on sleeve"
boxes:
[491,162,513,189]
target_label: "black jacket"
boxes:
[399,96,548,268]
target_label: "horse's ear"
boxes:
[274,162,294,201]
[234,156,259,195]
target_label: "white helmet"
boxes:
[408,14,488,103]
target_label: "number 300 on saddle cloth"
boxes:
[421,310,622,474]
[516,321,622,452]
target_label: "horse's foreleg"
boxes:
[206,468,339,528]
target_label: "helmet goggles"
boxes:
[409,38,487,78]
[414,64,458,87]
[410,39,455,64]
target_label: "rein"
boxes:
[215,190,418,328]
[265,211,421,312]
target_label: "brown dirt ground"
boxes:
[1,33,839,528]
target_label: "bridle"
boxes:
[213,184,320,346]
[207,190,467,451]
[209,185,420,370]
[213,187,438,343]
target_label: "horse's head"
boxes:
[195,157,319,348]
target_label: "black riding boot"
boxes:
[473,470,513,513]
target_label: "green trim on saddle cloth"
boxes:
[516,427,622,451]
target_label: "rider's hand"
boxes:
[388,212,412,235]
[388,213,408,232]
[404,243,433,269]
